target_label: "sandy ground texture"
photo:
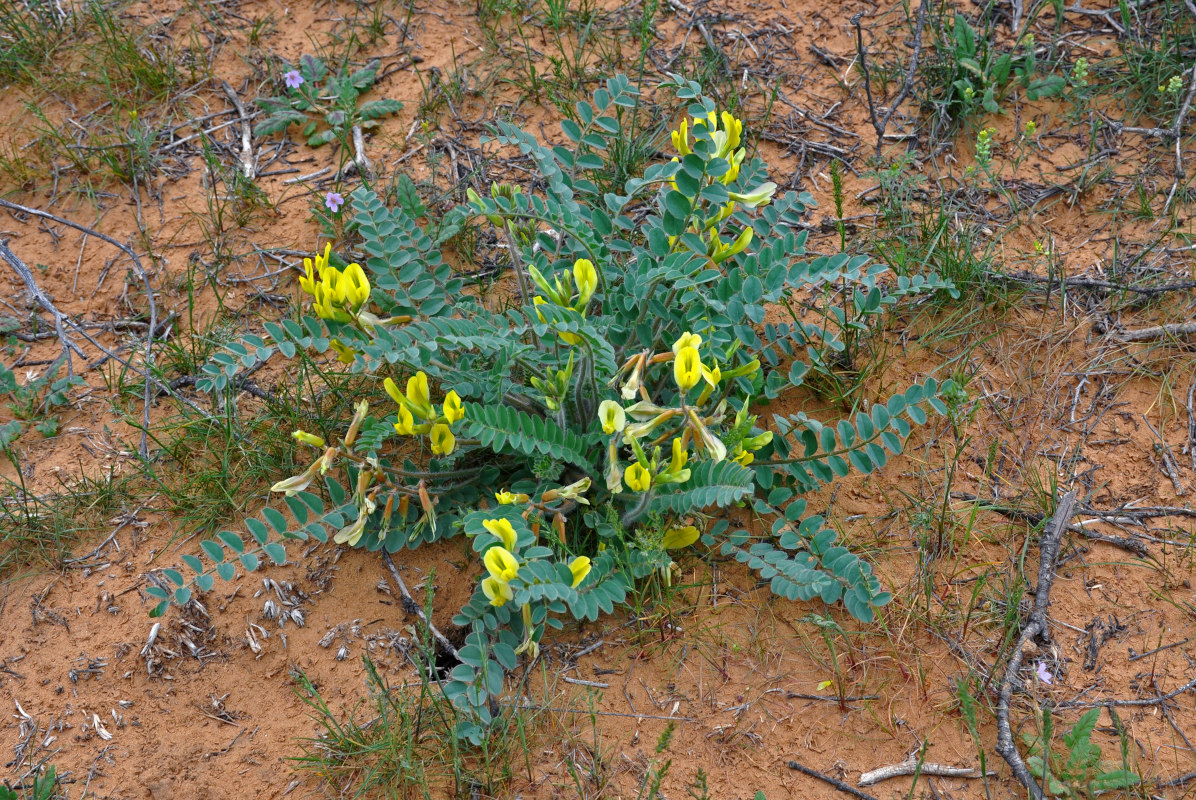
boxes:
[2,0,1196,797]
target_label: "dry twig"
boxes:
[994,491,1077,800]
[381,551,459,661]
[859,755,993,786]
[0,198,158,458]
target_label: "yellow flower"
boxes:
[314,242,332,274]
[495,490,530,505]
[568,556,591,588]
[383,377,403,405]
[662,525,700,549]
[300,258,319,296]
[312,281,351,322]
[672,331,702,354]
[696,363,722,404]
[687,408,727,462]
[482,518,519,550]
[668,437,688,474]
[400,372,433,419]
[442,390,465,424]
[732,449,754,466]
[292,430,325,448]
[482,576,514,607]
[598,399,626,434]
[729,183,777,209]
[674,346,702,392]
[542,477,592,504]
[334,514,367,546]
[711,227,753,264]
[574,258,598,307]
[484,546,520,583]
[393,404,415,435]
[339,263,370,310]
[430,423,455,455]
[624,462,652,492]
[670,118,691,156]
[329,339,358,364]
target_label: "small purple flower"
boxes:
[325,192,345,213]
[284,70,304,89]
[1036,661,1053,685]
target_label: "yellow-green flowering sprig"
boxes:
[384,371,465,456]
[666,109,777,265]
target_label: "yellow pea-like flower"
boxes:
[340,263,370,310]
[384,377,404,405]
[406,372,432,418]
[329,340,358,364]
[482,518,518,551]
[484,546,520,583]
[442,390,465,424]
[574,258,598,307]
[672,332,702,354]
[624,462,652,492]
[292,430,325,448]
[299,257,319,296]
[670,118,691,156]
[495,490,529,505]
[482,576,514,607]
[314,242,332,274]
[598,399,626,435]
[568,556,591,588]
[732,449,754,466]
[674,346,702,392]
[333,514,367,546]
[711,227,753,264]
[393,404,415,436]
[662,525,700,550]
[668,437,688,474]
[430,423,455,455]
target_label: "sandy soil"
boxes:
[1,0,1195,797]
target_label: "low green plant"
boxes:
[0,765,58,800]
[0,359,83,429]
[0,0,72,86]
[175,75,955,740]
[1022,708,1140,798]
[254,54,403,148]
[925,11,1063,133]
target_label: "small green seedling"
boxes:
[254,55,403,147]
[1023,708,1140,797]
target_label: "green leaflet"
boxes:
[463,404,596,473]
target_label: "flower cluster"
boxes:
[384,371,464,456]
[475,515,592,659]
[530,257,598,344]
[299,243,371,323]
[598,330,765,495]
[668,111,776,263]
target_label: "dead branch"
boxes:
[994,491,1077,800]
[951,492,1150,557]
[220,81,255,180]
[0,198,158,459]
[859,755,993,786]
[0,240,88,379]
[1113,321,1196,342]
[788,760,881,800]
[1056,676,1196,709]
[852,0,929,156]
[381,550,459,661]
[986,270,1196,296]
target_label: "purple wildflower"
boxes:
[284,70,304,89]
[1036,661,1053,685]
[325,192,345,213]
